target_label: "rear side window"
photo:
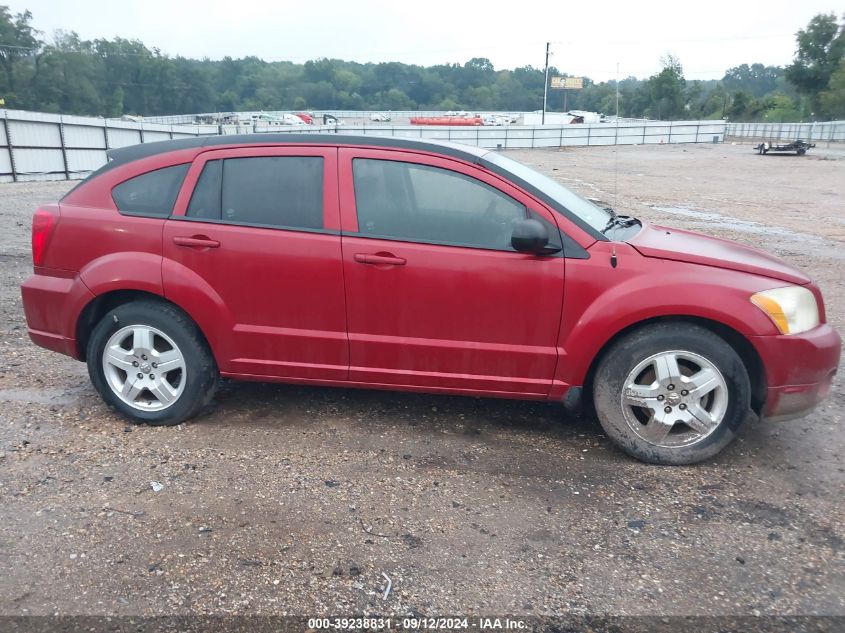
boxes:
[186,156,324,230]
[112,164,189,217]
[186,160,222,220]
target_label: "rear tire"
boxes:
[592,323,751,465]
[86,300,218,426]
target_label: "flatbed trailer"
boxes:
[755,139,815,155]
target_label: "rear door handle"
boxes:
[354,253,406,266]
[173,235,220,249]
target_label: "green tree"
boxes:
[1,5,838,121]
[760,93,802,122]
[819,60,845,118]
[0,6,39,105]
[723,64,782,97]
[785,13,845,115]
[728,90,754,120]
[647,54,686,119]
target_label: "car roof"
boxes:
[104,134,491,173]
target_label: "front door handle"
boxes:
[173,235,220,249]
[354,253,406,266]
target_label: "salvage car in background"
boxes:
[21,135,841,464]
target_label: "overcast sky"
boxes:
[7,1,841,81]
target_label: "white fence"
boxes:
[0,109,218,183]
[254,120,726,149]
[726,121,845,143]
[1,108,725,182]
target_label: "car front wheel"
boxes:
[87,300,218,426]
[592,323,751,465]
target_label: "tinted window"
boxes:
[353,159,526,250]
[219,156,323,229]
[112,164,189,217]
[186,160,222,220]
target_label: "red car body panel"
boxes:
[163,145,348,381]
[18,136,841,422]
[337,147,564,395]
[629,223,812,285]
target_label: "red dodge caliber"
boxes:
[20,135,841,464]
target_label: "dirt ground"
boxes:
[0,143,842,620]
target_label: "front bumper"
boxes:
[752,323,841,421]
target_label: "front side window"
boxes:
[352,159,526,250]
[186,156,324,230]
[112,163,189,217]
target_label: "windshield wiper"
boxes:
[601,207,639,234]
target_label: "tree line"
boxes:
[1,7,843,121]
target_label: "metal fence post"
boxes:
[2,113,17,182]
[58,118,70,180]
[668,121,673,144]
[559,125,564,147]
[695,123,700,144]
[103,120,110,150]
[587,124,592,146]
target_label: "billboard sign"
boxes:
[551,77,583,90]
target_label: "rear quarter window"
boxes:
[112,164,189,217]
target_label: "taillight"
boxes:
[32,209,56,268]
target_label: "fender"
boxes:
[79,251,165,296]
[554,242,783,390]
[78,252,232,368]
[161,258,236,371]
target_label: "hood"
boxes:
[626,222,811,285]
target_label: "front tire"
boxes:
[87,300,218,426]
[592,323,751,465]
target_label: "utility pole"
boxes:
[542,42,550,125]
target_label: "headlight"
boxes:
[751,286,819,335]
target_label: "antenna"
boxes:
[614,62,620,211]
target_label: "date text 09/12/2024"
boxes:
[307,617,528,630]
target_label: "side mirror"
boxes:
[511,218,559,255]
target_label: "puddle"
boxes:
[646,204,845,259]
[0,386,88,406]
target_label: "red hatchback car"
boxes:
[21,135,841,464]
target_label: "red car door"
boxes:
[338,148,565,397]
[162,146,348,381]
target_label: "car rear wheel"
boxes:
[87,300,218,426]
[592,323,751,465]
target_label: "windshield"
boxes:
[483,152,612,232]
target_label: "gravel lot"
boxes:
[0,143,842,619]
